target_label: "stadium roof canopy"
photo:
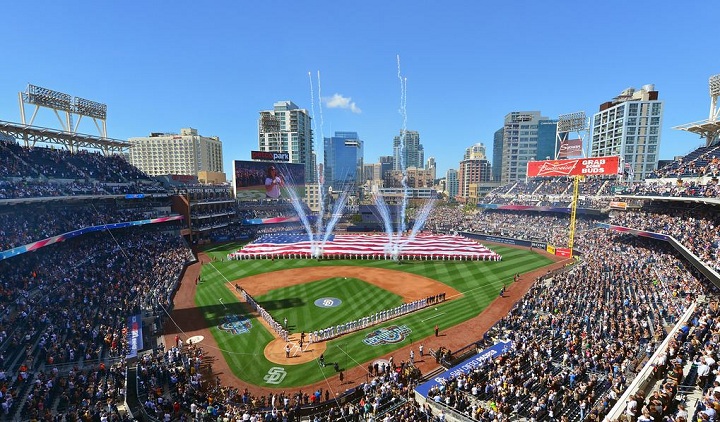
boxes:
[0,119,127,155]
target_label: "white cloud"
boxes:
[324,93,362,114]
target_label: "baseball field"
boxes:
[191,242,553,388]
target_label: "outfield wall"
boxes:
[459,232,546,250]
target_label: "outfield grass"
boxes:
[257,277,403,332]
[194,242,553,387]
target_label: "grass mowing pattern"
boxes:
[194,242,553,387]
[256,278,403,333]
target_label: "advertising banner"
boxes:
[251,151,290,162]
[609,201,628,210]
[414,341,512,398]
[460,232,532,248]
[558,139,584,159]
[546,245,556,255]
[527,156,620,177]
[555,247,572,257]
[126,314,144,359]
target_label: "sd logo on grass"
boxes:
[314,297,342,308]
[363,325,411,346]
[219,314,252,335]
[263,367,287,384]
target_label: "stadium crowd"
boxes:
[608,205,720,272]
[418,230,714,421]
[0,204,161,251]
[0,140,151,182]
[3,137,720,421]
[648,145,720,179]
[0,225,192,421]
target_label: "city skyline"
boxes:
[0,1,717,179]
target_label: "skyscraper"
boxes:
[590,85,662,180]
[492,128,504,182]
[379,156,394,179]
[392,130,424,170]
[446,169,459,199]
[323,131,363,189]
[258,101,314,181]
[499,111,556,184]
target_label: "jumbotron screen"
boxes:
[233,160,306,200]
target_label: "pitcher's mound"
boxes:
[264,334,328,365]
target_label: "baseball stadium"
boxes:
[1,73,720,422]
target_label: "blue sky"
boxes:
[1,1,717,179]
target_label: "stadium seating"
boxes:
[3,137,720,421]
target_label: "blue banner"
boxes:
[126,314,144,358]
[414,341,512,398]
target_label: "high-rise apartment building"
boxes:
[392,130,424,170]
[492,128,504,182]
[464,143,487,161]
[446,169,459,199]
[128,128,224,179]
[426,157,436,171]
[323,131,363,188]
[385,168,435,189]
[378,156,394,179]
[258,101,314,181]
[499,112,557,184]
[459,156,492,199]
[590,85,662,180]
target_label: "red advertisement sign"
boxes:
[527,156,620,177]
[555,247,572,257]
[558,139,584,159]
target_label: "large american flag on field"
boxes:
[231,233,501,260]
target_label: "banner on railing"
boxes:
[0,215,184,261]
[414,341,513,398]
[126,314,144,359]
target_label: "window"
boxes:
[652,103,661,115]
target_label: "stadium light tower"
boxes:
[19,84,108,140]
[555,111,587,159]
[674,73,720,146]
[555,111,588,255]
[709,74,720,121]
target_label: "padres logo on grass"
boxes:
[219,314,252,335]
[363,325,411,346]
[314,297,342,308]
[264,367,287,384]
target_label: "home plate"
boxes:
[187,335,204,345]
